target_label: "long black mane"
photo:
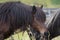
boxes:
[0,2,34,39]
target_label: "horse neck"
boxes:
[48,12,60,39]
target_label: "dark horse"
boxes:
[0,2,49,40]
[48,10,60,40]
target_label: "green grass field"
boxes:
[5,31,31,40]
[0,0,60,40]
[5,31,60,40]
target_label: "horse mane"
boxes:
[0,2,33,39]
[0,2,15,39]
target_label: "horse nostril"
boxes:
[44,32,48,36]
[44,31,50,37]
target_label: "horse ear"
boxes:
[40,5,43,9]
[32,5,36,15]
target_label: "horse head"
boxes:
[31,5,50,40]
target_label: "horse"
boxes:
[0,2,49,40]
[48,10,60,40]
[27,5,50,40]
[28,7,51,40]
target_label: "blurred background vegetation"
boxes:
[0,0,60,8]
[0,0,60,40]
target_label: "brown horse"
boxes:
[28,5,50,40]
[0,2,49,40]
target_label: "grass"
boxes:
[52,36,60,40]
[5,31,30,40]
[5,31,60,40]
